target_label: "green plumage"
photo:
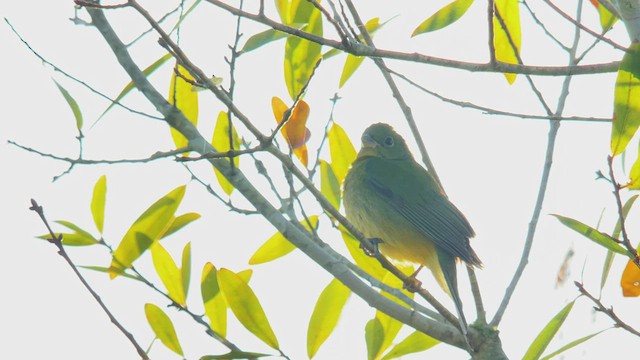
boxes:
[343,123,481,334]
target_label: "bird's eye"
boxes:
[384,136,394,147]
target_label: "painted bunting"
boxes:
[343,123,481,334]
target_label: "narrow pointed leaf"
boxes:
[162,212,201,238]
[552,215,628,255]
[589,0,618,32]
[338,18,381,87]
[365,318,385,360]
[307,278,351,358]
[151,242,186,306]
[540,329,607,360]
[79,266,141,281]
[37,232,99,246]
[249,215,319,265]
[53,80,83,130]
[144,303,184,356]
[202,263,227,337]
[629,143,640,188]
[212,111,241,195]
[168,64,199,150]
[237,269,253,283]
[612,42,640,156]
[381,331,439,360]
[91,175,107,234]
[201,351,271,359]
[522,300,575,360]
[601,195,638,289]
[55,220,99,244]
[412,0,474,36]
[493,0,521,84]
[283,8,322,100]
[98,53,172,120]
[218,268,280,349]
[328,122,356,183]
[320,160,341,209]
[374,272,415,358]
[621,258,640,296]
[241,28,288,53]
[182,241,191,300]
[109,186,186,277]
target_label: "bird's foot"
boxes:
[360,237,383,257]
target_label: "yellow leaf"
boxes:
[168,64,199,149]
[249,216,319,264]
[307,278,351,358]
[212,111,241,195]
[109,186,186,277]
[320,160,341,209]
[412,0,474,36]
[365,318,385,360]
[621,258,640,297]
[201,262,227,337]
[493,0,521,84]
[145,303,184,356]
[339,226,387,281]
[151,242,186,306]
[611,42,640,156]
[218,268,280,349]
[90,175,107,234]
[283,6,322,99]
[328,122,356,183]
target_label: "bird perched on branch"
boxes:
[343,123,482,335]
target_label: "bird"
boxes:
[343,123,482,335]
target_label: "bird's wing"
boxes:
[364,158,480,266]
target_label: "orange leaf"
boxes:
[271,96,310,166]
[621,259,640,297]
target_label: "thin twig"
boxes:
[575,281,640,337]
[607,156,640,265]
[29,199,150,360]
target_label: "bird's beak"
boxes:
[361,133,378,149]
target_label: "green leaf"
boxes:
[212,111,241,195]
[55,220,99,245]
[380,331,439,360]
[91,175,107,234]
[552,214,628,255]
[540,329,607,360]
[340,226,387,281]
[284,8,323,100]
[493,0,521,84]
[590,0,618,32]
[307,278,351,358]
[249,215,319,265]
[201,262,227,337]
[320,160,341,209]
[339,18,381,88]
[201,351,271,360]
[79,266,141,281]
[144,303,184,356]
[37,232,99,246]
[373,272,415,359]
[365,318,385,360]
[612,42,640,156]
[629,143,640,188]
[151,242,186,306]
[169,63,199,150]
[162,212,201,238]
[218,268,280,349]
[412,0,474,36]
[241,28,288,53]
[53,80,83,131]
[522,300,575,360]
[237,269,253,283]
[328,122,356,184]
[601,195,638,289]
[98,53,172,121]
[109,185,186,277]
[182,241,191,301]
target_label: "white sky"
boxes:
[1,1,638,359]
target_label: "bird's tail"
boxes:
[437,248,468,336]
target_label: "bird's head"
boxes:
[357,123,413,160]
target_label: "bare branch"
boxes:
[575,281,640,337]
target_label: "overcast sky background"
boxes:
[1,1,639,359]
